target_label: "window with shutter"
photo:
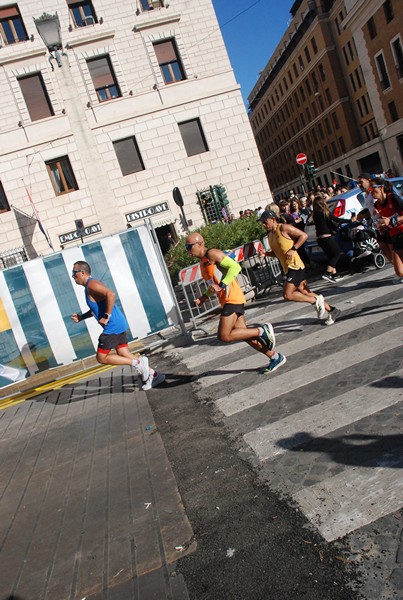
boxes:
[113,137,145,176]
[18,74,54,121]
[0,182,11,213]
[87,56,121,102]
[67,0,98,28]
[178,119,208,157]
[153,39,186,84]
[0,4,28,44]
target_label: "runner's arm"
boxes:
[279,224,308,249]
[71,310,92,322]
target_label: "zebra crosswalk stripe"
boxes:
[293,461,403,542]
[191,297,402,393]
[174,266,403,543]
[182,271,401,371]
[243,368,403,461]
[215,326,403,416]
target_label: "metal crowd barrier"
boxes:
[241,241,283,295]
[178,241,282,333]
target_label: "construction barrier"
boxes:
[178,241,282,332]
[0,221,184,392]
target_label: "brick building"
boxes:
[248,0,403,198]
[0,0,271,261]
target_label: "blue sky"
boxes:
[212,0,294,106]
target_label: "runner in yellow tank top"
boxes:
[185,233,286,374]
[258,210,341,326]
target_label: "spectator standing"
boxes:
[312,194,344,282]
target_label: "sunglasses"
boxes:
[185,242,199,251]
[71,269,82,277]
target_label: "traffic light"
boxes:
[305,161,318,177]
[197,191,212,206]
[214,184,229,207]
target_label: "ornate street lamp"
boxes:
[34,13,65,69]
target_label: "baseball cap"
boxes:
[358,173,372,181]
[259,210,277,222]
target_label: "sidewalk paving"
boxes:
[0,366,194,600]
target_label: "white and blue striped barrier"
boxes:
[0,223,180,390]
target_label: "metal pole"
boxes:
[299,165,306,194]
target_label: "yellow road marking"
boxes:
[0,363,114,411]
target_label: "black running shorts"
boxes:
[221,303,245,317]
[285,268,307,286]
[391,232,403,250]
[98,332,128,354]
[376,229,392,244]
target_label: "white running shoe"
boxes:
[136,355,149,382]
[325,307,341,326]
[314,294,327,319]
[142,371,165,391]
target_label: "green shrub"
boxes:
[165,217,265,281]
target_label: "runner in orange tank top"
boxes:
[185,233,286,374]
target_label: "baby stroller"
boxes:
[337,221,386,271]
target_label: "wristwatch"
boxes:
[103,312,111,319]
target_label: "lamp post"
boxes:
[34,13,65,69]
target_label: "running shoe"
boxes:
[314,294,327,319]
[258,322,276,351]
[263,353,286,374]
[322,273,337,283]
[332,274,346,281]
[136,355,149,382]
[325,307,341,326]
[142,371,166,390]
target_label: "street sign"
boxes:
[172,187,184,207]
[296,153,307,165]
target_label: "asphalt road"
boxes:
[148,262,403,600]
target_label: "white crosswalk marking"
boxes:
[243,369,403,460]
[182,271,401,371]
[191,298,402,393]
[172,266,403,542]
[215,327,402,416]
[293,464,403,541]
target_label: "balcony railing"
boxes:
[140,0,164,11]
[0,247,28,269]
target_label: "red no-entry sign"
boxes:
[296,153,307,165]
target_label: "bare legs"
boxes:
[95,346,142,366]
[217,313,274,358]
[283,280,331,312]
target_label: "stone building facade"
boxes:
[248,0,403,198]
[0,0,271,260]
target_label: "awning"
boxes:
[152,215,177,228]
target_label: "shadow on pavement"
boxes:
[276,432,403,468]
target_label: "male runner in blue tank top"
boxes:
[71,261,164,390]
